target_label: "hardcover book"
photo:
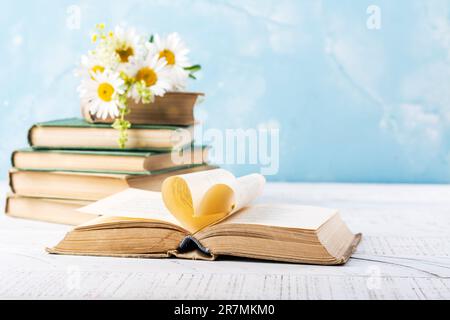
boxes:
[82,92,203,126]
[9,164,216,201]
[48,169,361,265]
[12,146,209,174]
[28,118,194,151]
[5,195,97,225]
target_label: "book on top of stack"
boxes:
[5,94,216,225]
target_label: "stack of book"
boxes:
[5,93,214,225]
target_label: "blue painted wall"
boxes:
[1,0,450,182]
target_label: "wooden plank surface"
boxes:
[0,182,449,299]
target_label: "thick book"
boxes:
[9,164,216,201]
[82,92,203,125]
[48,169,361,265]
[5,194,97,225]
[28,118,194,151]
[12,146,209,174]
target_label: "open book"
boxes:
[48,169,361,265]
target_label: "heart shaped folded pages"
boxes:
[162,169,265,232]
[78,169,266,234]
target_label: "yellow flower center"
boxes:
[97,83,115,102]
[159,49,176,65]
[91,65,105,74]
[116,46,134,63]
[136,67,158,87]
[89,66,105,80]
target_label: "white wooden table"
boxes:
[0,182,449,300]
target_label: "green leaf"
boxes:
[112,120,122,130]
[185,65,201,81]
[149,35,154,43]
[184,64,202,72]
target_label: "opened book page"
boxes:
[49,169,361,265]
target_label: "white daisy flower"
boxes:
[150,32,191,91]
[75,51,106,80]
[128,52,172,103]
[109,26,147,72]
[78,70,125,120]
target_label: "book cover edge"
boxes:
[11,163,211,179]
[33,118,192,130]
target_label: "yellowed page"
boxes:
[232,174,266,213]
[78,169,266,234]
[221,204,338,230]
[162,169,265,233]
[166,169,236,216]
[78,188,180,226]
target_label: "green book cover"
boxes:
[28,118,194,152]
[14,145,208,157]
[12,146,210,175]
[33,118,190,130]
[13,163,210,176]
[15,147,157,157]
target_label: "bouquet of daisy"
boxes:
[76,24,201,148]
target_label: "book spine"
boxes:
[27,125,35,147]
[8,170,16,194]
[178,235,211,255]
[4,195,10,214]
[10,150,17,168]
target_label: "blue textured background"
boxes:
[1,0,450,182]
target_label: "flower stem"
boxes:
[112,105,131,149]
